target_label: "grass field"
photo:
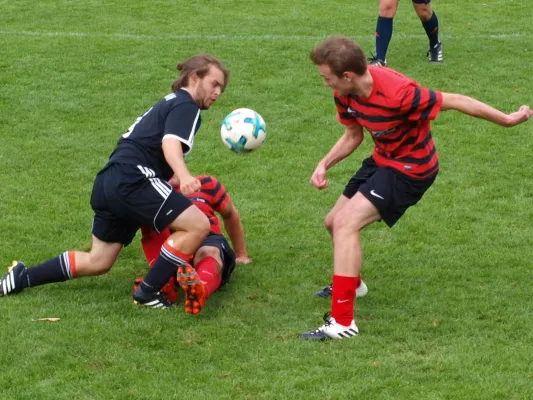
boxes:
[1,1,533,399]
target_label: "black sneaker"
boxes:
[0,261,27,297]
[133,285,174,309]
[427,42,443,64]
[314,284,332,298]
[368,55,387,67]
[314,281,368,298]
[299,312,359,340]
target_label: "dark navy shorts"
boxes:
[343,157,437,227]
[90,163,192,246]
[412,0,431,4]
[202,234,236,286]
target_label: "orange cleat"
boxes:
[176,264,207,315]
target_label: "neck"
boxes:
[351,70,373,98]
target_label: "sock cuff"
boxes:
[162,242,193,264]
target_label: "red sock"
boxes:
[196,256,222,298]
[141,227,170,267]
[331,274,361,326]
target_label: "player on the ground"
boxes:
[134,175,251,313]
[301,36,532,340]
[0,54,230,313]
[370,0,442,66]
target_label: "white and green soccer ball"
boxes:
[220,108,266,152]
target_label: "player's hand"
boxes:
[179,175,201,196]
[236,256,252,264]
[168,174,180,188]
[310,164,329,190]
[506,105,532,127]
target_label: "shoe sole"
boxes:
[176,265,206,315]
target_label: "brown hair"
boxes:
[171,54,230,92]
[310,36,367,77]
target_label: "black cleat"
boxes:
[133,285,174,309]
[314,284,332,298]
[0,261,27,297]
[314,281,368,298]
[368,56,387,67]
[427,42,443,64]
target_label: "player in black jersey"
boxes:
[0,54,230,312]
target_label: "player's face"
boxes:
[318,64,352,96]
[195,66,225,110]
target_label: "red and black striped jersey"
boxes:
[335,65,443,179]
[185,175,229,235]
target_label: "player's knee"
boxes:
[324,214,335,233]
[195,246,219,261]
[332,213,363,235]
[414,4,432,20]
[87,255,114,275]
[379,0,398,17]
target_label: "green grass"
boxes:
[1,1,533,399]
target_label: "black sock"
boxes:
[422,12,440,48]
[24,252,74,288]
[375,16,393,61]
[141,242,191,294]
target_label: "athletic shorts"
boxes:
[412,0,431,4]
[343,157,437,227]
[202,234,236,286]
[90,163,192,246]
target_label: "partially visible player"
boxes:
[370,0,442,66]
[134,175,251,313]
[0,55,230,314]
[301,36,532,340]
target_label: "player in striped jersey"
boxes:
[0,55,230,312]
[301,36,532,340]
[134,175,250,314]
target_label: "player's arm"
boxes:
[441,93,532,127]
[162,103,202,195]
[219,198,251,264]
[311,122,364,190]
[162,138,198,195]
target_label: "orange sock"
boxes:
[331,275,360,326]
[196,256,222,298]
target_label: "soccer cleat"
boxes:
[427,42,443,64]
[368,56,387,67]
[133,285,174,309]
[299,312,359,340]
[314,280,368,298]
[133,277,178,304]
[0,261,27,297]
[176,264,207,315]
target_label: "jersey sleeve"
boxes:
[206,176,230,212]
[334,95,358,125]
[162,102,201,153]
[399,83,443,121]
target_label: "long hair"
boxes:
[171,54,230,92]
[310,36,367,76]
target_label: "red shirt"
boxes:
[186,175,229,235]
[335,65,443,179]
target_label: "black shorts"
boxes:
[412,0,431,4]
[201,234,236,286]
[90,163,192,246]
[343,157,437,227]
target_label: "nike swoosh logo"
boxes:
[370,189,384,200]
[347,107,356,113]
[337,299,349,303]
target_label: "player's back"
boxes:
[187,175,229,235]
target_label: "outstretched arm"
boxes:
[219,199,250,264]
[441,93,532,127]
[310,122,364,190]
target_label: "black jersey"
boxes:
[106,89,202,180]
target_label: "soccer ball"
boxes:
[220,108,266,152]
